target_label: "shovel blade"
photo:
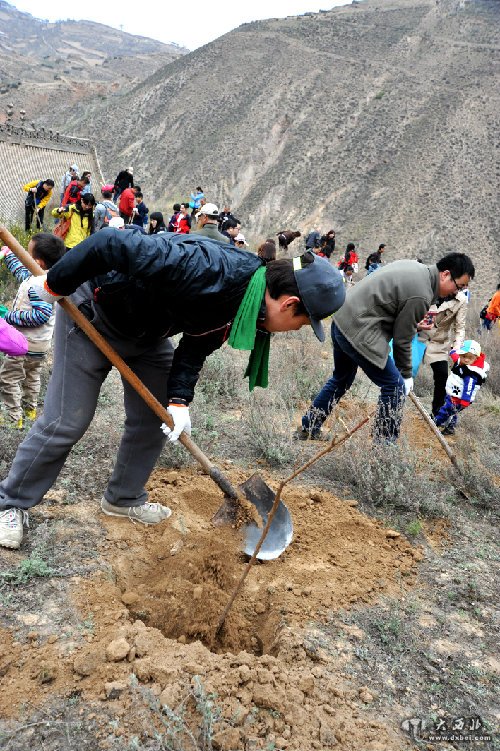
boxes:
[241,473,293,560]
[211,472,293,560]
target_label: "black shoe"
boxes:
[294,427,326,441]
[442,426,456,436]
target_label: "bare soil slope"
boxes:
[0,469,420,750]
[40,0,500,284]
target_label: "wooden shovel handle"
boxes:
[0,225,235,491]
[408,390,458,468]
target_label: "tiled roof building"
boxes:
[0,123,104,225]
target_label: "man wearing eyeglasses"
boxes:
[299,252,475,443]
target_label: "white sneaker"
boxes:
[100,498,172,525]
[0,508,27,549]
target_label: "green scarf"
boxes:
[228,266,270,391]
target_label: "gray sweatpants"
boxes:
[0,286,174,511]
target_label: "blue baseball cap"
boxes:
[293,252,345,342]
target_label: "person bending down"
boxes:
[299,253,475,443]
[0,232,345,549]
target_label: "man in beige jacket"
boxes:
[417,290,468,416]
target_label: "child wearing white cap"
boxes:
[434,340,490,435]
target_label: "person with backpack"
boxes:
[23,179,55,231]
[480,284,500,331]
[51,195,96,250]
[61,176,90,208]
[365,244,385,275]
[338,243,359,274]
[94,185,119,231]
[60,164,79,205]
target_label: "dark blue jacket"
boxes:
[132,201,149,226]
[47,230,263,401]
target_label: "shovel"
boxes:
[0,226,292,560]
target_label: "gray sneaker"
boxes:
[100,498,172,525]
[0,508,28,549]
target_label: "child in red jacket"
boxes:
[433,340,489,435]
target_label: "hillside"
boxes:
[31,0,497,286]
[0,0,498,286]
[0,0,187,123]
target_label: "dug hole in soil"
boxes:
[1,467,422,750]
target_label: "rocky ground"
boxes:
[0,330,498,749]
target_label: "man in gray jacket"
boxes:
[300,253,475,442]
[194,203,229,243]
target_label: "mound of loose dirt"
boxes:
[0,468,421,749]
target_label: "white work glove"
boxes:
[403,377,414,396]
[161,404,191,443]
[29,274,63,304]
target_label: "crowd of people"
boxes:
[0,163,496,549]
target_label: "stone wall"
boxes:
[0,123,105,226]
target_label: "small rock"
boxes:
[299,675,315,695]
[73,647,103,677]
[105,681,127,700]
[27,631,39,641]
[170,540,184,556]
[47,634,58,644]
[212,728,241,750]
[310,492,323,503]
[254,602,266,615]
[358,687,374,703]
[105,638,130,663]
[319,722,338,747]
[385,529,400,539]
[159,685,179,708]
[192,586,203,601]
[345,500,358,507]
[37,662,57,684]
[184,662,205,675]
[177,635,187,644]
[121,591,139,606]
[239,665,251,683]
[256,668,273,684]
